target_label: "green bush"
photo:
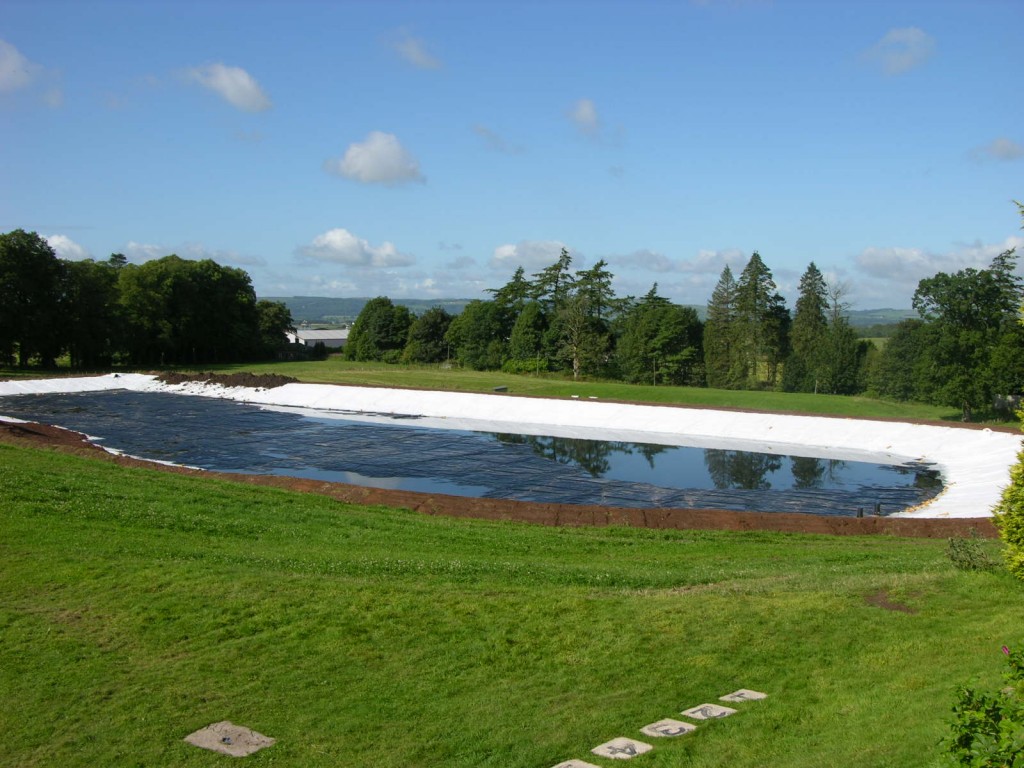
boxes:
[946,531,997,572]
[945,646,1024,766]
[993,441,1024,580]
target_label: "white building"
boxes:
[285,328,349,349]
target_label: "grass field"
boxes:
[2,440,1020,767]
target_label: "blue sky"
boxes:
[1,0,1021,309]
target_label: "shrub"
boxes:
[993,440,1024,580]
[946,531,997,572]
[945,646,1024,766]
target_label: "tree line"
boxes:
[347,237,1023,421]
[0,229,294,367]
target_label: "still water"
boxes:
[0,390,942,516]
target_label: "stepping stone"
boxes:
[551,761,603,768]
[591,737,653,760]
[184,721,276,757]
[680,703,738,720]
[640,718,698,738]
[720,688,768,702]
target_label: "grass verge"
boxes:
[1,441,1018,767]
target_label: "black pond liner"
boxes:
[0,390,942,516]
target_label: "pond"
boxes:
[0,390,942,516]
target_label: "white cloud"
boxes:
[123,241,168,262]
[852,235,1024,306]
[0,39,37,93]
[567,98,600,137]
[299,228,415,268]
[44,234,90,261]
[324,131,425,185]
[186,63,272,112]
[390,30,441,70]
[970,137,1024,163]
[473,124,524,154]
[490,240,571,271]
[619,249,676,273]
[863,27,935,76]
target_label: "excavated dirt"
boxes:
[155,371,299,389]
[1,418,999,539]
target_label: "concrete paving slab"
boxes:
[720,688,768,702]
[640,718,698,737]
[551,761,603,768]
[591,737,653,759]
[183,720,275,757]
[681,703,738,720]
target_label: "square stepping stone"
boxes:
[640,718,698,738]
[551,761,603,768]
[591,737,653,760]
[680,703,738,720]
[184,721,276,757]
[720,688,768,703]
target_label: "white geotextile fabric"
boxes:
[1,373,1019,519]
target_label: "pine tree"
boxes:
[704,265,739,388]
[785,262,828,392]
[735,252,789,388]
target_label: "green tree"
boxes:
[403,306,453,364]
[868,319,932,401]
[912,249,1021,420]
[444,299,509,370]
[574,259,617,321]
[344,296,412,362]
[506,300,549,372]
[530,248,575,311]
[784,262,828,392]
[617,284,703,386]
[487,266,532,315]
[703,265,740,389]
[735,252,789,388]
[62,258,122,368]
[255,300,295,359]
[0,229,66,367]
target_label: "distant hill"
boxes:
[263,296,915,329]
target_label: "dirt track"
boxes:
[1,418,998,539]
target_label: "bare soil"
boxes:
[1,418,998,539]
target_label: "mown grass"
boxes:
[2,441,1019,767]
[186,359,969,424]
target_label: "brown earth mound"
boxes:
[156,371,299,389]
[0,419,998,539]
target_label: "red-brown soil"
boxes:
[1,418,998,539]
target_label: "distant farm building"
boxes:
[286,328,349,349]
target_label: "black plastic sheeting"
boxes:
[0,390,942,516]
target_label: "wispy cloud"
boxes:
[0,39,38,93]
[298,228,415,268]
[490,240,572,271]
[0,38,62,107]
[472,124,524,154]
[324,131,425,185]
[863,27,935,76]
[185,62,272,112]
[970,137,1024,163]
[390,29,442,70]
[567,98,600,137]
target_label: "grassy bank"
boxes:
[1,441,1018,767]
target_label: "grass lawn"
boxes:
[2,441,1020,767]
